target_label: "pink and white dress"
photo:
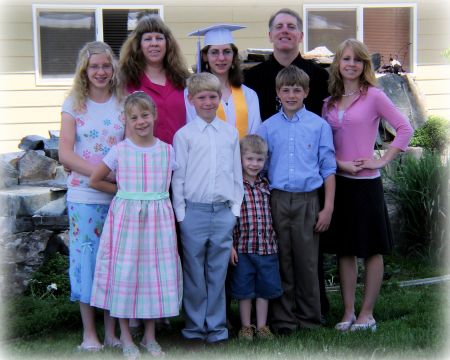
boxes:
[91,138,181,319]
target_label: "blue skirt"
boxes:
[67,202,109,303]
[321,176,393,258]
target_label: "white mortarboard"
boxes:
[188,24,246,46]
[188,24,246,73]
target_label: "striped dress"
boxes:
[91,139,181,319]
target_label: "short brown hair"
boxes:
[240,134,268,157]
[275,65,310,91]
[269,8,303,31]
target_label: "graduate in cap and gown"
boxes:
[185,24,262,138]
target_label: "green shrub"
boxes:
[387,151,449,260]
[5,296,79,339]
[410,115,450,153]
[24,252,70,299]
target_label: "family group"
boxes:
[58,7,413,359]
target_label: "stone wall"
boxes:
[0,134,69,296]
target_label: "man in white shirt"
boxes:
[172,72,244,344]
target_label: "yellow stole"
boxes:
[217,86,248,139]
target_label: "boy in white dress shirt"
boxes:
[172,72,244,344]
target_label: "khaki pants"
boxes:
[270,189,321,329]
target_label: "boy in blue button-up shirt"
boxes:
[257,65,336,332]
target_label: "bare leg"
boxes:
[239,299,252,327]
[141,320,164,356]
[142,319,156,345]
[103,310,120,346]
[356,254,384,324]
[255,298,269,330]
[119,318,135,348]
[79,302,102,348]
[338,256,358,323]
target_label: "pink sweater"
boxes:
[322,86,413,178]
[128,74,186,145]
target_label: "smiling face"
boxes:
[339,46,364,82]
[189,90,221,123]
[203,44,234,77]
[241,151,266,183]
[140,32,167,65]
[269,13,303,52]
[126,104,156,143]
[276,85,308,118]
[86,53,113,91]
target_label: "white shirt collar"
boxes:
[194,115,221,132]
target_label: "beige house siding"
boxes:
[0,0,449,153]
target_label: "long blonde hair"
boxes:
[69,41,120,113]
[118,14,189,89]
[327,39,377,109]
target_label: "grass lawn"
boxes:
[2,280,448,360]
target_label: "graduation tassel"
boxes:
[196,34,201,73]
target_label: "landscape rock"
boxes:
[0,229,53,295]
[18,135,46,151]
[0,216,34,236]
[0,185,65,218]
[32,215,69,232]
[43,137,59,161]
[378,74,427,140]
[34,196,67,216]
[45,230,69,255]
[0,160,18,188]
[405,146,424,160]
[54,165,68,183]
[0,151,24,166]
[18,151,58,184]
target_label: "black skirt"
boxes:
[321,175,393,258]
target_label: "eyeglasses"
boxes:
[207,49,234,58]
[88,64,113,72]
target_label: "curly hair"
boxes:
[326,38,377,110]
[69,41,120,113]
[199,43,243,87]
[118,14,189,90]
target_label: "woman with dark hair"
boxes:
[186,24,261,138]
[322,39,413,332]
[119,14,190,144]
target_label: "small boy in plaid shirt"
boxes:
[230,134,282,340]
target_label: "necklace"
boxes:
[342,89,359,97]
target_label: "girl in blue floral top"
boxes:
[59,41,124,351]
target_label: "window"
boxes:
[32,5,163,85]
[303,4,417,72]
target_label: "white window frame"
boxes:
[32,4,164,86]
[303,3,417,73]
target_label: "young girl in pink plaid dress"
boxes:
[90,91,181,358]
